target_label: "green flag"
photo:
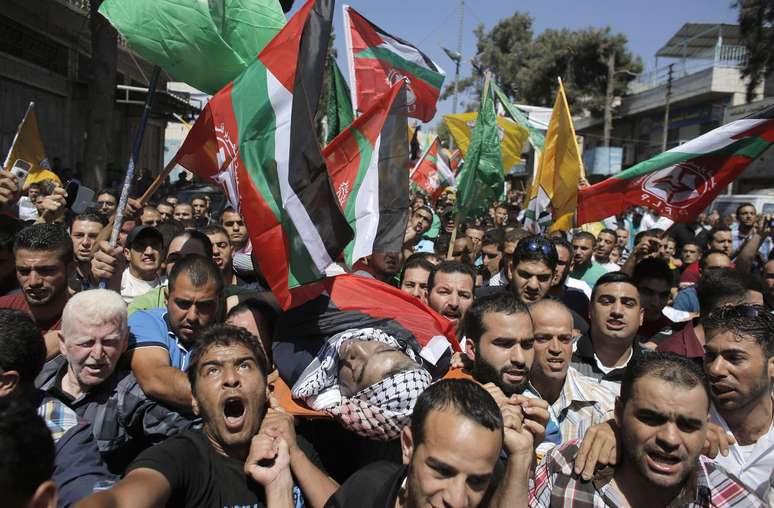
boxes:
[492,82,546,152]
[98,0,285,95]
[325,59,355,144]
[455,75,503,219]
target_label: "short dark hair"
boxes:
[168,254,224,295]
[427,260,476,293]
[226,298,280,339]
[96,188,118,200]
[704,304,774,358]
[401,254,436,284]
[0,216,24,251]
[187,324,269,392]
[632,258,673,288]
[633,228,662,246]
[202,224,230,239]
[550,235,572,254]
[410,379,503,446]
[620,351,709,409]
[0,400,55,507]
[736,202,756,216]
[14,223,74,265]
[191,194,207,204]
[0,310,46,387]
[699,249,731,271]
[572,231,596,245]
[463,292,530,344]
[73,212,107,227]
[591,271,637,301]
[707,226,731,247]
[598,228,617,239]
[156,222,185,252]
[512,235,558,271]
[696,268,749,318]
[481,232,504,251]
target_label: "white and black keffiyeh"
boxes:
[290,327,431,440]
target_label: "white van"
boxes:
[707,190,774,218]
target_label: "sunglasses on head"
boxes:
[517,238,556,259]
[708,304,767,320]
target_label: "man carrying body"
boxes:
[569,232,609,287]
[529,299,615,444]
[427,260,476,332]
[327,378,533,508]
[571,272,644,394]
[75,325,300,508]
[529,352,761,507]
[36,289,192,473]
[0,223,74,358]
[127,255,223,410]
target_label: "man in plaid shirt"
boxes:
[529,352,763,507]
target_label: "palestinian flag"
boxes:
[411,137,456,203]
[323,81,410,266]
[325,58,354,144]
[173,0,352,309]
[274,273,461,385]
[578,106,774,225]
[343,4,445,122]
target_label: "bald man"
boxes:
[529,299,615,444]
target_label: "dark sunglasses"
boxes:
[516,237,557,260]
[708,304,767,320]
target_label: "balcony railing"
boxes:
[629,44,748,93]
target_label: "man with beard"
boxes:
[69,213,105,292]
[703,305,774,498]
[731,202,757,255]
[529,352,761,507]
[0,223,74,359]
[120,226,165,304]
[75,325,301,508]
[327,378,534,508]
[127,255,223,410]
[529,299,615,444]
[461,293,552,450]
[427,261,475,333]
[571,272,644,394]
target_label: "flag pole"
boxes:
[100,64,161,287]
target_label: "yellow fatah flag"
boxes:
[443,112,528,172]
[2,102,60,186]
[524,79,582,233]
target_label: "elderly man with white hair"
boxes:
[35,289,193,474]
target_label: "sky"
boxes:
[291,0,738,129]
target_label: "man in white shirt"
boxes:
[593,229,621,273]
[703,304,774,498]
[120,226,165,304]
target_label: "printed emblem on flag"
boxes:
[387,70,417,112]
[640,162,714,210]
[214,122,241,211]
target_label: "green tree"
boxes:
[736,0,774,101]
[445,13,642,116]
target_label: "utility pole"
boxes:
[452,0,464,116]
[661,63,674,153]
[603,50,615,147]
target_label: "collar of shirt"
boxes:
[709,399,774,466]
[554,367,613,415]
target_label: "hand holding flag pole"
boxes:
[99,65,161,288]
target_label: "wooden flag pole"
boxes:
[446,215,461,260]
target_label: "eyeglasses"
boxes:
[482,251,500,259]
[708,304,767,320]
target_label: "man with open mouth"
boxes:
[427,260,476,335]
[530,352,763,507]
[75,324,302,508]
[120,226,165,304]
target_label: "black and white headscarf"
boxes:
[291,328,431,440]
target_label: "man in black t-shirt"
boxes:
[326,379,534,508]
[76,324,298,508]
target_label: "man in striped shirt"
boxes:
[530,352,762,507]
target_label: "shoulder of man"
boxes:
[698,456,767,507]
[127,308,171,349]
[327,461,405,508]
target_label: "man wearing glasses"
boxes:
[529,299,615,444]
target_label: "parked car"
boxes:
[707,190,774,218]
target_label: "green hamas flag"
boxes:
[98,0,285,94]
[455,75,503,219]
[325,59,355,144]
[492,82,545,152]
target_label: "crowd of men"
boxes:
[0,166,772,508]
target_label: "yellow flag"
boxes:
[2,102,60,186]
[524,79,582,233]
[444,112,528,172]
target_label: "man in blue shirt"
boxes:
[128,255,223,412]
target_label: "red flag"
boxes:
[410,137,456,202]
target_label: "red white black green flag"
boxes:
[343,4,445,123]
